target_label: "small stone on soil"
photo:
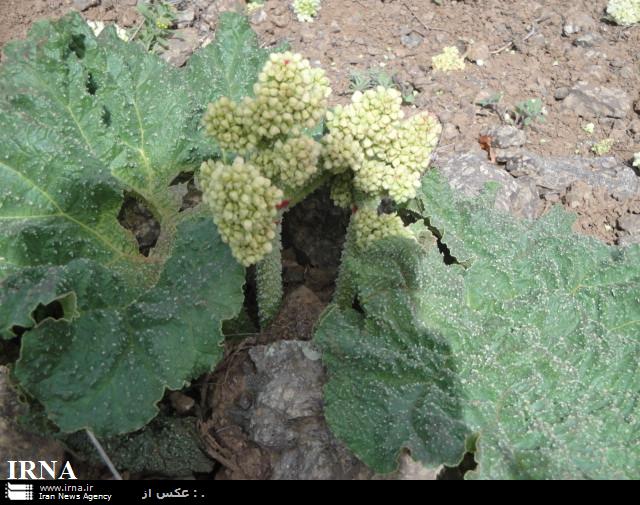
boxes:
[561,82,632,119]
[400,31,423,49]
[160,28,200,67]
[176,8,196,28]
[574,33,602,48]
[482,124,527,149]
[73,0,100,11]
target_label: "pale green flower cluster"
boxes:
[607,0,640,25]
[324,86,441,204]
[202,52,330,147]
[246,2,264,14]
[249,52,330,138]
[254,136,322,189]
[292,0,321,22]
[353,208,412,249]
[633,152,640,168]
[200,52,329,266]
[203,97,256,152]
[329,172,355,209]
[432,46,466,72]
[200,158,283,267]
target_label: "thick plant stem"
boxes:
[256,221,283,328]
[333,215,357,309]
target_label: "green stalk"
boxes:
[253,170,334,328]
[333,214,357,309]
[333,196,381,308]
[256,221,283,328]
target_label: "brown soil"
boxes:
[0,0,70,53]
[254,0,640,163]
[0,0,140,60]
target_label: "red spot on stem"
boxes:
[351,205,358,214]
[276,200,290,210]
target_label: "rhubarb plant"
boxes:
[1,11,638,481]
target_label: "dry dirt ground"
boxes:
[256,0,640,161]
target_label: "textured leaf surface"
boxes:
[316,171,640,479]
[0,13,261,435]
[187,12,271,104]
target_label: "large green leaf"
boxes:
[0,12,267,435]
[316,171,640,479]
[187,12,271,104]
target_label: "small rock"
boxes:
[481,124,527,149]
[504,152,640,199]
[432,152,542,220]
[562,11,595,36]
[202,5,218,27]
[400,31,423,49]
[176,8,195,28]
[396,452,439,481]
[193,0,213,8]
[330,20,341,33]
[120,7,139,28]
[250,8,268,25]
[618,214,640,235]
[512,38,530,54]
[527,33,546,47]
[494,147,524,164]
[574,32,602,47]
[441,123,459,141]
[201,1,243,27]
[620,66,635,80]
[562,82,631,119]
[609,58,625,69]
[160,29,200,67]
[169,391,195,415]
[300,28,315,44]
[564,182,591,208]
[272,15,289,28]
[554,87,570,100]
[73,0,99,10]
[466,42,490,64]
[245,341,372,479]
[406,66,430,92]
